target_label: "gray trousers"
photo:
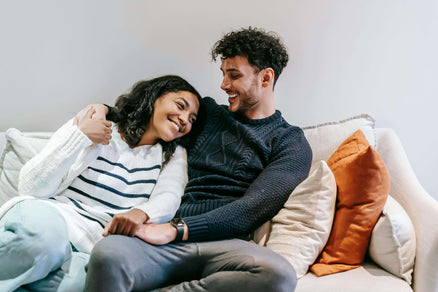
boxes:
[85,235,297,292]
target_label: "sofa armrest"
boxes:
[0,132,6,155]
[376,128,438,292]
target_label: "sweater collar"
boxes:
[232,110,282,125]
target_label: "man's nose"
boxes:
[221,77,230,91]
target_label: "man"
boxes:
[85,27,312,292]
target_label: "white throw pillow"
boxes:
[264,160,337,278]
[303,114,375,172]
[0,128,51,205]
[369,195,416,284]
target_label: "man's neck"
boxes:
[243,93,276,120]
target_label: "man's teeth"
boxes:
[229,94,237,98]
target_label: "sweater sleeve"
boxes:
[18,118,94,198]
[138,145,188,224]
[183,128,312,242]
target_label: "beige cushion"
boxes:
[369,195,416,284]
[0,128,51,205]
[262,160,337,278]
[303,114,375,172]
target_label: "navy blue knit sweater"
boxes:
[176,97,312,242]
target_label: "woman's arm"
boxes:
[139,145,188,223]
[18,108,111,198]
[102,146,188,237]
[74,104,112,145]
[18,118,94,198]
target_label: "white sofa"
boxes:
[1,115,437,292]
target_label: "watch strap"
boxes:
[170,218,185,242]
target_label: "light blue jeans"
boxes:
[0,200,88,292]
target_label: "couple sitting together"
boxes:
[0,27,312,292]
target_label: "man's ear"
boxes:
[261,68,275,88]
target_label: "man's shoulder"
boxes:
[271,121,311,152]
[270,114,305,138]
[202,96,227,110]
[201,96,218,106]
[199,96,230,124]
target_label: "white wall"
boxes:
[0,0,436,200]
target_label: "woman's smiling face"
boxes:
[143,91,199,144]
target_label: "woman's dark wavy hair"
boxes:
[211,27,289,86]
[109,75,202,165]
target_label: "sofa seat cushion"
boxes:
[296,262,413,292]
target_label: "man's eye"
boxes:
[177,102,184,109]
[230,74,240,80]
[189,117,196,124]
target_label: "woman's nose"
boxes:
[179,114,188,125]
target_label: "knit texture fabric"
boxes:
[176,97,312,241]
[18,120,188,252]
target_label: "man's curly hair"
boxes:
[108,75,202,165]
[211,27,289,85]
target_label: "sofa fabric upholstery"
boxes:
[1,115,437,291]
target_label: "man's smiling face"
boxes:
[220,56,264,114]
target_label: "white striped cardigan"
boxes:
[16,119,188,253]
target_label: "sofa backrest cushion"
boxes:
[0,128,51,205]
[303,114,375,172]
[262,160,337,278]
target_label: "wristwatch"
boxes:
[170,218,186,242]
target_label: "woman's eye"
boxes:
[189,117,196,124]
[177,102,184,109]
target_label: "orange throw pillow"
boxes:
[310,130,390,276]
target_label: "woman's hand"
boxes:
[103,209,149,237]
[74,104,108,123]
[75,105,112,145]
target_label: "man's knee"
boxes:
[87,236,126,273]
[212,240,297,292]
[241,245,297,292]
[86,235,142,292]
[258,256,297,292]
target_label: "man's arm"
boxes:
[183,128,312,242]
[135,127,312,244]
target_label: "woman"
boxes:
[0,75,201,291]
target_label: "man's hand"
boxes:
[135,222,189,245]
[103,209,149,237]
[135,223,177,245]
[75,105,112,145]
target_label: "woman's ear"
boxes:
[261,68,275,88]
